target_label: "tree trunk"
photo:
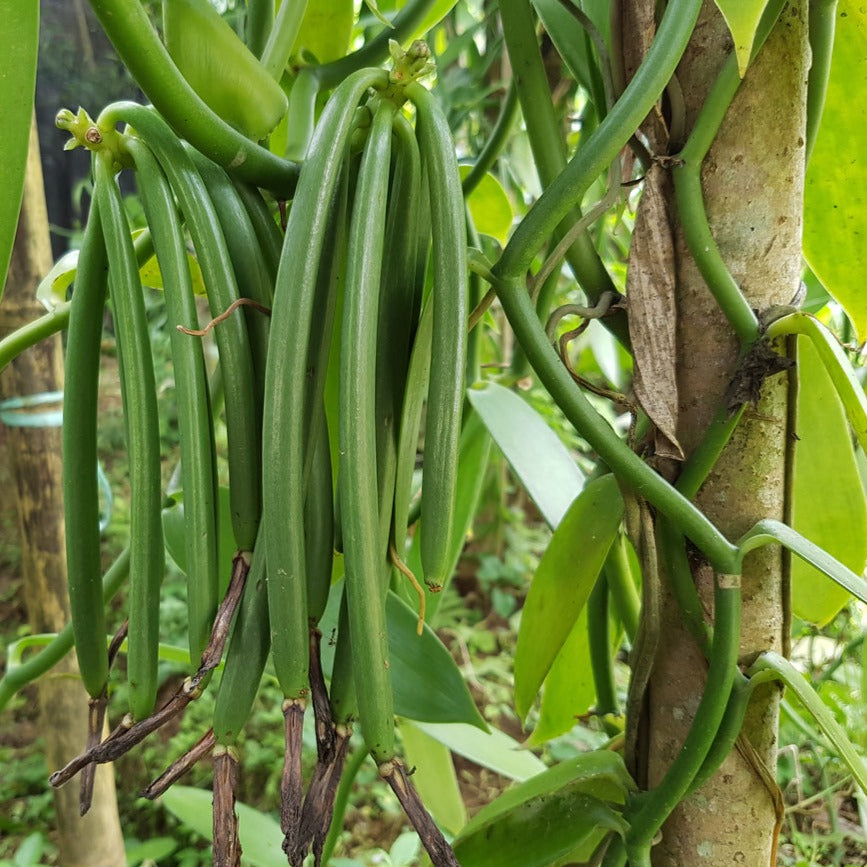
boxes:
[629,2,810,865]
[0,117,126,867]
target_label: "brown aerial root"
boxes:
[176,297,271,337]
[140,728,217,800]
[50,553,251,788]
[389,542,426,635]
[79,619,129,815]
[308,629,336,764]
[290,725,352,867]
[280,698,307,860]
[212,746,243,867]
[380,759,460,867]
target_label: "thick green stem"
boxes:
[86,0,298,194]
[0,304,70,375]
[494,275,740,572]
[260,0,307,80]
[461,80,519,196]
[672,0,788,349]
[603,534,640,642]
[246,0,274,57]
[805,0,838,164]
[625,574,742,857]
[587,574,618,716]
[492,0,702,280]
[498,0,618,320]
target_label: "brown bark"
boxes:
[0,117,125,866]
[639,3,809,865]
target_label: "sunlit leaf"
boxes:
[750,652,867,792]
[459,166,513,244]
[453,753,632,867]
[318,581,488,729]
[526,608,594,745]
[399,719,467,833]
[0,0,39,298]
[803,0,867,340]
[468,381,584,529]
[161,786,286,867]
[291,0,355,63]
[413,721,546,781]
[714,0,771,76]
[514,475,623,719]
[789,337,867,625]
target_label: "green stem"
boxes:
[461,80,519,196]
[603,533,640,642]
[672,0,788,349]
[625,573,741,856]
[675,405,746,501]
[320,739,368,863]
[498,0,622,334]
[492,0,702,280]
[494,275,740,572]
[0,304,71,375]
[313,0,438,88]
[260,0,307,80]
[656,518,712,656]
[0,546,131,713]
[246,0,274,57]
[587,573,618,716]
[805,0,838,165]
[86,0,298,194]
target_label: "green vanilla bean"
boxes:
[86,0,298,195]
[492,0,702,281]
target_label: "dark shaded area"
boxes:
[36,0,142,259]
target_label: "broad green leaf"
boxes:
[318,581,488,729]
[738,519,867,608]
[531,0,605,105]
[138,246,206,296]
[405,0,460,42]
[526,608,595,745]
[714,1,771,77]
[399,719,467,833]
[413,721,546,781]
[514,475,624,719]
[459,166,513,245]
[161,786,286,867]
[291,0,355,63]
[457,751,633,839]
[387,590,488,729]
[125,837,177,866]
[803,0,867,340]
[766,312,867,455]
[750,652,867,792]
[453,753,630,867]
[468,381,584,529]
[790,337,867,624]
[0,0,39,297]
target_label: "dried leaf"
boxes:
[627,165,682,461]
